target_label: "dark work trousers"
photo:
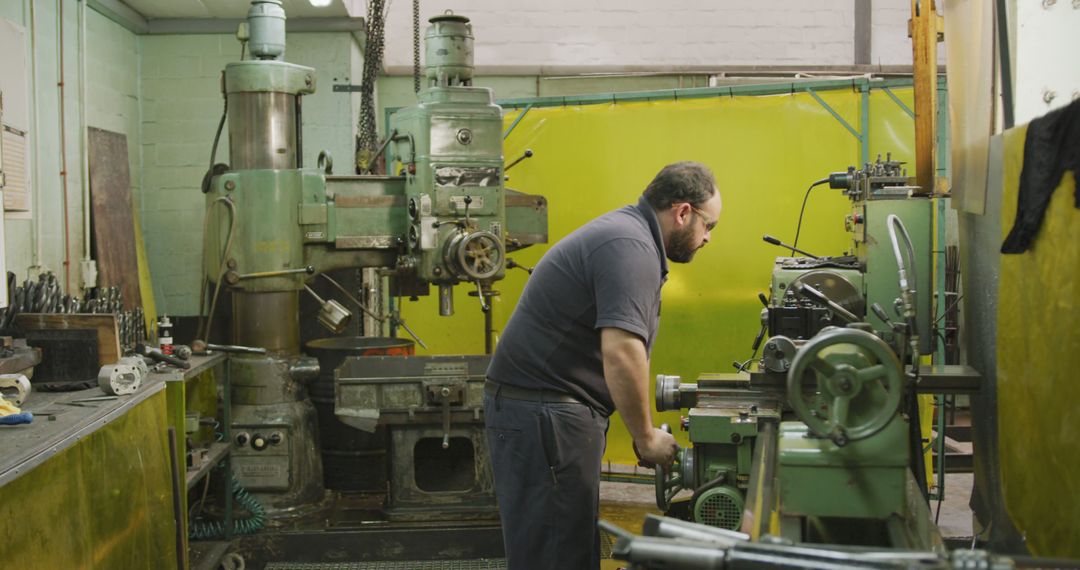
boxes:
[484,390,609,570]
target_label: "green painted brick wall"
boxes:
[139,31,361,315]
[1,1,139,294]
[1,3,718,314]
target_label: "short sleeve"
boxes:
[590,238,662,341]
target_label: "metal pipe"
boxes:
[79,0,91,267]
[27,0,43,271]
[387,63,942,77]
[57,0,73,291]
[205,343,267,355]
[606,533,727,569]
[236,265,314,280]
[319,271,384,322]
[302,284,326,305]
[167,427,189,570]
[642,514,748,548]
[886,214,920,370]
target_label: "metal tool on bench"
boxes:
[136,343,191,369]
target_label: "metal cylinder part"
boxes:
[316,299,352,334]
[230,355,301,404]
[655,374,685,412]
[247,0,286,60]
[227,92,297,170]
[233,291,300,354]
[119,356,149,380]
[762,335,800,373]
[425,13,474,86]
[98,363,142,395]
[0,374,31,406]
[439,284,454,316]
[288,356,321,383]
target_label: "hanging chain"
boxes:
[412,0,421,93]
[356,0,387,173]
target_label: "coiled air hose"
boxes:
[189,473,266,539]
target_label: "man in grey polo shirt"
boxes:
[485,161,721,569]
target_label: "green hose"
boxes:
[189,473,266,539]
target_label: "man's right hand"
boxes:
[633,427,678,469]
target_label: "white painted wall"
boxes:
[381,0,928,69]
[1013,0,1080,125]
[0,2,140,293]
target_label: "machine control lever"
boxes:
[870,302,903,332]
[136,344,191,369]
[427,384,464,449]
[192,340,268,355]
[762,235,819,259]
[506,258,534,274]
[439,386,452,449]
[504,149,533,172]
[235,266,315,281]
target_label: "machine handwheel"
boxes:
[786,327,903,446]
[452,231,505,281]
[654,424,688,511]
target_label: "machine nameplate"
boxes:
[334,195,408,208]
[506,193,546,208]
[335,235,397,249]
[449,195,484,209]
[424,361,470,376]
[234,457,290,490]
[305,231,325,240]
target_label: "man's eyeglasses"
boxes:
[690,205,718,232]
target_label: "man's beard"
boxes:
[666,225,699,263]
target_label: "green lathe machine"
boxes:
[652,156,970,548]
[203,1,546,513]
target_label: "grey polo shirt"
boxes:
[487,196,668,416]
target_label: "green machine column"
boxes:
[206,0,324,512]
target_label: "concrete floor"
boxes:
[596,472,976,567]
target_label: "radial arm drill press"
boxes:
[203,2,546,512]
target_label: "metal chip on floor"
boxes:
[264,561,506,570]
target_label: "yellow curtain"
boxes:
[997,124,1080,557]
[402,86,918,464]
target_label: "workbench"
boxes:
[0,372,166,486]
[0,352,231,569]
[0,369,178,567]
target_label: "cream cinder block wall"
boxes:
[139,31,360,315]
[381,0,932,69]
[0,2,140,292]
